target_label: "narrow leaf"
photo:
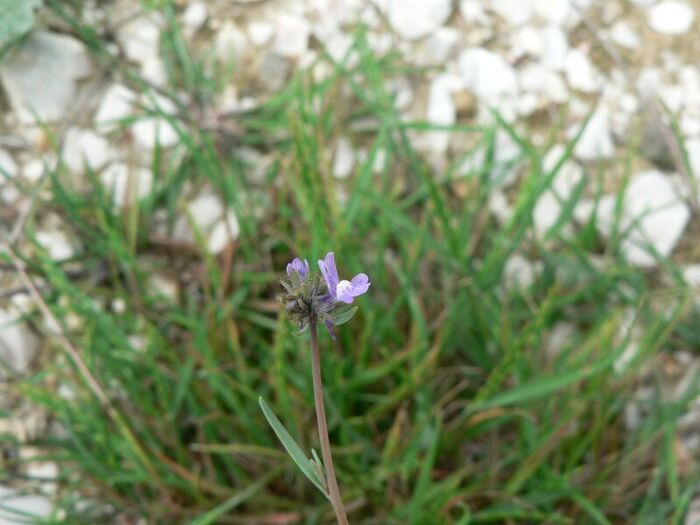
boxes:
[258,397,329,498]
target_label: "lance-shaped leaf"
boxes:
[258,397,329,498]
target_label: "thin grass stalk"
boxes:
[310,319,349,525]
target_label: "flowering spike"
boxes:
[280,252,369,338]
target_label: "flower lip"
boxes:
[336,280,353,303]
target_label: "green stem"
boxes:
[310,319,349,525]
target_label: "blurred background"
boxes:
[1,0,700,523]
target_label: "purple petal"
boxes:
[325,318,337,340]
[318,252,339,299]
[286,257,309,279]
[349,273,370,296]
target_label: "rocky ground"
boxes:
[1,0,700,522]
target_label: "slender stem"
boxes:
[310,319,349,525]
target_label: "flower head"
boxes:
[318,252,371,304]
[286,257,309,280]
[280,252,369,339]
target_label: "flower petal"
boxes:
[318,252,339,299]
[286,257,309,279]
[349,273,370,296]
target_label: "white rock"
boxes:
[681,114,700,137]
[504,254,542,289]
[545,322,577,357]
[392,80,413,111]
[312,0,361,33]
[491,0,535,26]
[207,211,240,254]
[22,159,45,183]
[273,14,310,58]
[541,73,569,104]
[95,84,137,132]
[173,193,225,246]
[619,93,639,114]
[0,148,21,204]
[519,64,568,103]
[35,229,74,261]
[565,48,602,93]
[422,27,460,64]
[324,33,355,63]
[460,0,490,24]
[492,130,523,185]
[534,0,579,27]
[424,74,459,154]
[117,13,162,65]
[637,68,663,98]
[360,4,383,28]
[141,56,168,87]
[367,33,393,55]
[132,94,179,150]
[511,26,544,60]
[540,25,569,71]
[0,486,52,522]
[149,274,178,301]
[0,31,92,123]
[570,106,615,161]
[0,148,18,179]
[332,137,355,179]
[216,22,249,64]
[620,171,689,267]
[683,264,700,288]
[111,298,127,315]
[24,457,59,494]
[100,163,153,207]
[133,118,179,149]
[0,310,39,377]
[258,52,292,91]
[686,138,700,176]
[517,92,540,116]
[489,190,513,223]
[659,84,683,113]
[685,497,700,525]
[248,21,274,46]
[457,148,486,176]
[458,48,518,103]
[648,1,695,35]
[679,66,700,111]
[534,144,584,235]
[62,128,112,174]
[183,1,208,33]
[385,0,452,40]
[610,21,641,49]
[187,193,225,232]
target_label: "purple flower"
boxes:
[318,252,370,304]
[286,257,309,279]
